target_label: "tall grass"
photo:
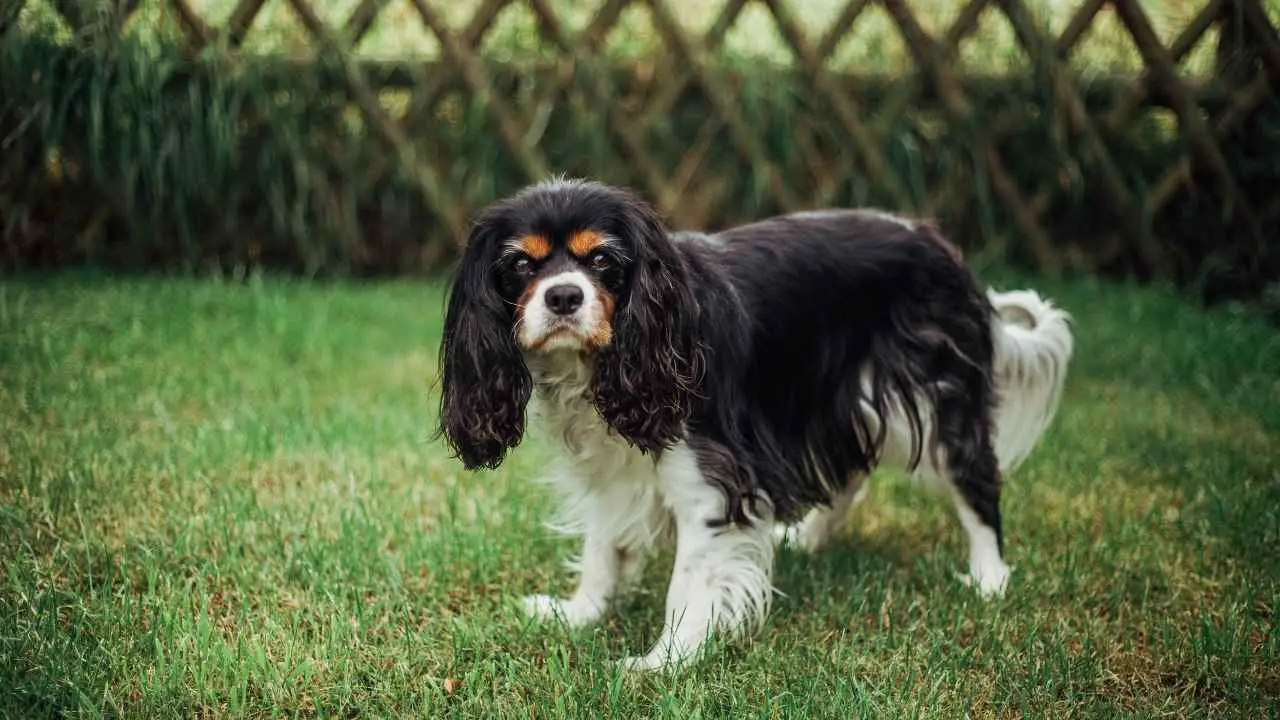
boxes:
[2,0,1277,302]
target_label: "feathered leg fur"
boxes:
[621,445,776,671]
[777,287,1074,597]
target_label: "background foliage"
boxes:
[1,0,1278,304]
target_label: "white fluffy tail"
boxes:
[988,288,1074,473]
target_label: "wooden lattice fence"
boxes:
[1,0,1277,301]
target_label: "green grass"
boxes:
[1,270,1277,717]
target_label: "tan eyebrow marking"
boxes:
[516,234,552,260]
[567,230,606,257]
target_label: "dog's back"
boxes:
[675,209,999,520]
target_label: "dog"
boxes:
[436,178,1073,670]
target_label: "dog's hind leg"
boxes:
[931,404,1010,598]
[947,480,1009,598]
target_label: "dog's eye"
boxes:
[588,252,612,271]
[512,256,534,275]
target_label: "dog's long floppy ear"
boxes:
[437,212,531,470]
[591,189,705,454]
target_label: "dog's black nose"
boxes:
[544,284,584,315]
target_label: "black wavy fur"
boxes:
[588,191,705,455]
[436,204,534,470]
[438,182,1002,545]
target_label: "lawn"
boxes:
[0,269,1277,717]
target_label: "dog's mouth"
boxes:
[524,318,591,352]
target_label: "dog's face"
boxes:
[437,179,704,470]
[499,227,627,354]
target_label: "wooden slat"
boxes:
[577,0,635,49]
[282,0,469,243]
[162,0,263,50]
[523,0,621,118]
[1237,0,1280,80]
[105,0,1280,281]
[400,0,514,130]
[1110,0,1265,261]
[879,0,1059,270]
[343,0,390,46]
[618,0,741,216]
[1147,69,1271,214]
[872,0,989,145]
[1054,0,1107,56]
[406,0,549,183]
[645,0,746,123]
[166,0,215,49]
[1017,0,1226,224]
[522,0,677,212]
[524,0,742,221]
[664,116,725,214]
[1026,0,1265,266]
[816,0,873,59]
[944,0,992,49]
[644,0,797,211]
[761,0,914,211]
[225,0,269,47]
[1102,0,1225,130]
[637,0,822,214]
[793,124,847,205]
[997,0,1166,277]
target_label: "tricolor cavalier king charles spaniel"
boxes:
[438,178,1073,670]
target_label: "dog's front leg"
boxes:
[523,483,657,628]
[522,533,631,627]
[620,446,775,671]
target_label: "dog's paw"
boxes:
[772,522,828,554]
[954,563,1011,599]
[520,594,603,628]
[772,523,797,546]
[617,653,669,673]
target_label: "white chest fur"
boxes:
[525,352,672,549]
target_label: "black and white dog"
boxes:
[437,178,1073,670]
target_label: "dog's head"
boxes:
[437,179,703,470]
